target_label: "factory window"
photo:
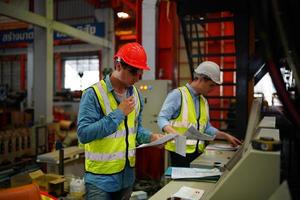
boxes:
[64,58,99,91]
[254,73,281,106]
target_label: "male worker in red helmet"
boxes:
[158,61,242,167]
[77,42,163,200]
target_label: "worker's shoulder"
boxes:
[172,87,183,94]
[82,86,94,94]
[167,88,182,99]
[81,86,98,100]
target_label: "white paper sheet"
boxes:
[171,167,222,179]
[169,138,198,145]
[172,186,204,200]
[136,134,178,148]
[206,143,240,151]
[186,139,198,145]
[185,126,216,141]
[175,135,186,157]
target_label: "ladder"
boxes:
[178,11,249,138]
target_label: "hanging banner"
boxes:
[0,22,105,44]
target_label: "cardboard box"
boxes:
[29,170,66,196]
[11,170,65,196]
[11,111,24,127]
[10,111,33,127]
[10,173,32,187]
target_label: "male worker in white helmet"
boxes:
[158,61,242,167]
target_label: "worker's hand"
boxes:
[163,125,178,134]
[150,133,165,148]
[150,133,164,142]
[118,96,135,116]
[216,131,242,147]
[226,134,242,147]
[162,125,179,143]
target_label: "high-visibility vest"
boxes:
[165,86,209,153]
[84,80,140,174]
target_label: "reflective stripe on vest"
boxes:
[84,80,140,174]
[95,81,112,114]
[86,149,135,161]
[105,127,136,139]
[165,86,209,153]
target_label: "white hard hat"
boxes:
[194,61,221,84]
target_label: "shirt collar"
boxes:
[104,74,134,95]
[104,75,114,92]
[186,83,199,98]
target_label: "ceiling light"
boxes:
[117,12,130,19]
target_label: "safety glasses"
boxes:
[122,62,143,76]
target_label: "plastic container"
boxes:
[69,178,85,198]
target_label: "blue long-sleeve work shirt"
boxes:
[77,75,152,192]
[157,83,218,136]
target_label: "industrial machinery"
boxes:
[134,80,171,180]
[150,98,282,200]
[135,80,171,133]
[203,98,281,199]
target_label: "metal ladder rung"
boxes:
[206,96,236,99]
[210,107,236,111]
[192,53,236,57]
[186,17,234,24]
[210,118,236,122]
[221,82,236,86]
[221,68,236,72]
[192,35,235,41]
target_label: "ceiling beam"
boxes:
[0,1,112,49]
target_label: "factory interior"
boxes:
[0,0,299,199]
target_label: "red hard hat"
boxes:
[114,42,151,70]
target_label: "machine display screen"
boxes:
[224,97,262,171]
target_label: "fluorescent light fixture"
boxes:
[117,11,130,19]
